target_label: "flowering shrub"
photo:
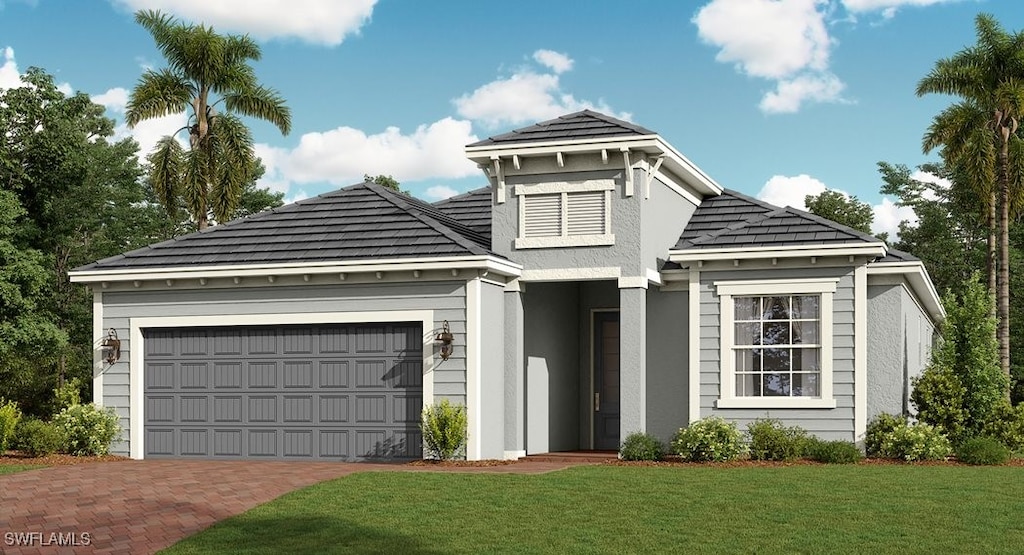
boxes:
[619,432,665,461]
[880,423,951,462]
[0,399,22,452]
[54,403,121,456]
[671,416,747,462]
[865,413,905,458]
[420,399,467,460]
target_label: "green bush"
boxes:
[865,413,905,458]
[14,419,64,457]
[881,423,952,462]
[420,399,467,460]
[53,378,82,411]
[671,417,747,462]
[54,403,121,456]
[747,418,808,461]
[911,365,968,442]
[0,399,22,452]
[619,432,664,461]
[980,402,1024,452]
[956,436,1010,466]
[808,440,863,464]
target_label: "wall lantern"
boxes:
[101,328,121,364]
[435,320,454,361]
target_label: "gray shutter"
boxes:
[566,191,606,236]
[524,193,562,237]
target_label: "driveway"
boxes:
[0,459,573,554]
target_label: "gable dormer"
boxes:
[465,110,723,278]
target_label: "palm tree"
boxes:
[917,13,1024,384]
[126,10,291,230]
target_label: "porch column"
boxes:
[504,281,526,459]
[619,283,647,438]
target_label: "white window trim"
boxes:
[514,180,615,249]
[714,278,839,409]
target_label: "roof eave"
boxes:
[867,260,946,322]
[668,242,887,262]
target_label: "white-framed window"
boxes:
[714,278,839,409]
[514,180,615,249]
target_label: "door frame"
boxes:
[588,308,619,449]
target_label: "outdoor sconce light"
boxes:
[101,328,121,364]
[435,320,454,361]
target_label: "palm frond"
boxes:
[207,114,255,223]
[145,136,184,216]
[223,86,292,135]
[182,146,211,226]
[125,69,194,127]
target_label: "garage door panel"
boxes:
[144,323,423,460]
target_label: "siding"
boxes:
[699,267,857,441]
[100,281,466,456]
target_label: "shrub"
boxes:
[956,436,1010,466]
[619,432,664,461]
[980,402,1024,452]
[808,440,863,464]
[865,413,905,458]
[881,423,952,462]
[671,417,747,462]
[420,399,468,460]
[0,399,22,452]
[54,378,82,411]
[54,403,121,456]
[14,419,64,457]
[911,365,968,442]
[747,418,808,461]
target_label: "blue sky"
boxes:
[0,0,1019,237]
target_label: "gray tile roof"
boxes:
[874,248,920,263]
[431,186,492,239]
[467,110,655,147]
[675,189,884,250]
[74,182,497,272]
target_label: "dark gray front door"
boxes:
[593,311,620,450]
[143,323,423,460]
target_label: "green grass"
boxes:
[0,464,44,475]
[164,465,1024,555]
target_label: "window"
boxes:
[715,279,838,409]
[515,180,615,248]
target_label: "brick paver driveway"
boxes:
[0,459,572,554]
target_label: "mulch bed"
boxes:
[406,459,518,467]
[0,451,128,466]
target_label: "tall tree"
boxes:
[917,13,1024,383]
[126,9,291,229]
[804,190,876,236]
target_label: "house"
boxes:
[69,110,943,461]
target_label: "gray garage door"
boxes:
[143,323,423,460]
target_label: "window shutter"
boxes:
[566,191,606,236]
[523,193,562,237]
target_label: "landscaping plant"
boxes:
[807,440,863,464]
[53,377,82,411]
[671,416,747,462]
[420,399,468,460]
[14,419,64,457]
[956,436,1010,466]
[865,413,905,458]
[880,423,952,462]
[979,402,1024,452]
[747,418,808,461]
[0,398,22,452]
[54,403,120,456]
[619,432,665,461]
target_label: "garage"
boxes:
[142,322,423,460]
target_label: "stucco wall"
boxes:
[867,284,906,418]
[478,280,506,459]
[646,287,689,443]
[641,175,697,272]
[99,281,466,457]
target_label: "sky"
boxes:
[0,0,1021,239]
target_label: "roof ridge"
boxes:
[431,186,491,207]
[367,184,491,256]
[777,204,885,244]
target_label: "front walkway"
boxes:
[0,459,577,555]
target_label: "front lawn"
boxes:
[165,465,1024,554]
[0,464,45,475]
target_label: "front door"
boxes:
[593,311,620,450]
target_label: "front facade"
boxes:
[71,111,942,461]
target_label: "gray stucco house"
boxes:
[70,110,943,461]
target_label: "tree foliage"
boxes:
[127,10,291,229]
[804,190,878,238]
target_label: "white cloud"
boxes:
[92,85,187,157]
[757,173,917,238]
[424,185,459,201]
[759,72,846,114]
[454,52,629,127]
[112,0,377,46]
[532,49,574,74]
[255,117,480,197]
[910,169,949,201]
[693,0,844,113]
[842,0,960,18]
[91,87,128,112]
[757,174,827,210]
[0,46,72,93]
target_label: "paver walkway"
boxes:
[0,459,576,554]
